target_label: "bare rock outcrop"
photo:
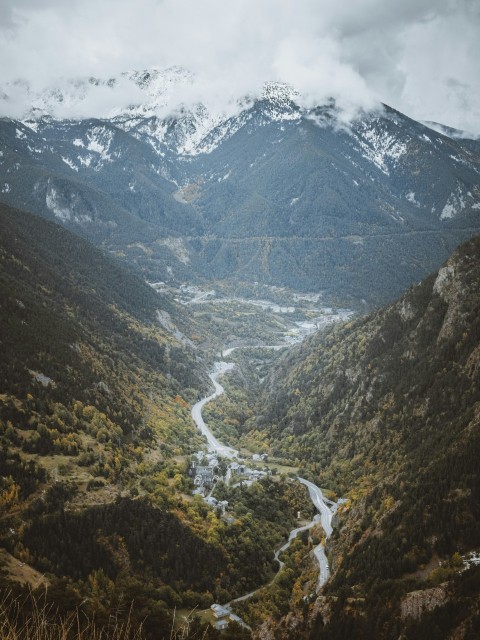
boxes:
[400,585,447,620]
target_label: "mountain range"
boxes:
[1,68,480,305]
[1,69,480,639]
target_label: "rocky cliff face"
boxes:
[400,586,447,621]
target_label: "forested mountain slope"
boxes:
[0,204,211,636]
[250,236,480,638]
[1,73,480,305]
[0,205,316,639]
[0,200,205,422]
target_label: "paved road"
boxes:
[299,477,336,587]
[298,478,334,537]
[192,361,336,592]
[273,514,322,571]
[191,362,238,459]
[229,514,322,606]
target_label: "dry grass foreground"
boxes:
[0,590,213,640]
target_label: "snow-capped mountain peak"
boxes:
[1,68,308,155]
[0,67,197,121]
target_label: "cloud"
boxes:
[0,0,479,132]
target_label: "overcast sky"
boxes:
[0,0,479,132]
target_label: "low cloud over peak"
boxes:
[0,0,479,132]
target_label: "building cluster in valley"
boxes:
[210,603,250,631]
[188,450,270,496]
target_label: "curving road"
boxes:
[192,359,336,592]
[298,478,334,538]
[228,514,322,608]
[273,514,322,571]
[299,478,336,587]
[191,362,238,459]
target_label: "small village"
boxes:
[189,450,270,497]
[188,449,272,631]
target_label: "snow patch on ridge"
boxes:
[62,157,78,171]
[260,82,301,123]
[86,127,113,162]
[440,186,466,220]
[351,116,408,174]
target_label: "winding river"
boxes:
[191,359,335,597]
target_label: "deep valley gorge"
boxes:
[1,47,480,640]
